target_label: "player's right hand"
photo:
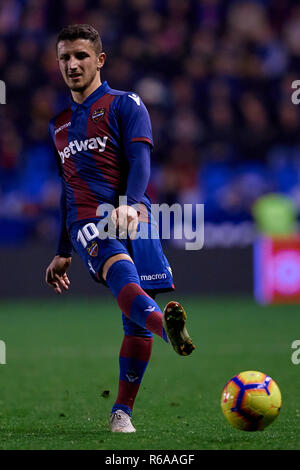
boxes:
[45,255,71,294]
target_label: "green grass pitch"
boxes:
[0,296,299,450]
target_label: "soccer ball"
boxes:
[221,370,282,431]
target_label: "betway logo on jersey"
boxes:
[58,136,108,164]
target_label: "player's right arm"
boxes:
[46,121,73,294]
[45,183,73,293]
[45,255,71,294]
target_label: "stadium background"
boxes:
[0,0,300,297]
[0,0,300,452]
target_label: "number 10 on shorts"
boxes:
[77,223,100,248]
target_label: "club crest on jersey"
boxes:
[92,108,105,122]
[87,241,99,257]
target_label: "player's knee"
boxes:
[101,253,133,281]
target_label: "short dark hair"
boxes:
[56,24,102,55]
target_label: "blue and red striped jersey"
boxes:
[49,81,153,229]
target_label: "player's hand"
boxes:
[45,255,71,294]
[111,205,138,240]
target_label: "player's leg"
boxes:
[70,220,194,354]
[103,254,195,356]
[102,254,169,342]
[110,312,153,433]
[112,313,153,418]
[127,220,195,356]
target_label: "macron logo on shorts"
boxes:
[58,136,108,164]
[140,273,167,281]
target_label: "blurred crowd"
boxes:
[1,0,300,245]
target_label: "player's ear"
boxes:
[97,52,106,70]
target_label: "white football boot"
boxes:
[110,410,136,433]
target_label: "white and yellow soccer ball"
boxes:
[221,370,282,431]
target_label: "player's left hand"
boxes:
[111,205,138,240]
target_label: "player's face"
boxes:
[57,39,105,92]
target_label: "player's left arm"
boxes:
[112,141,151,238]
[113,93,153,238]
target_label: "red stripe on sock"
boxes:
[145,311,164,337]
[115,380,140,409]
[120,335,153,362]
[117,283,150,316]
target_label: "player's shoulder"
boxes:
[50,105,72,125]
[107,87,128,98]
[107,87,147,113]
[49,106,72,136]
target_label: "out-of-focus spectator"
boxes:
[237,92,275,161]
[1,0,300,246]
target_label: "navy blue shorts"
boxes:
[69,218,175,294]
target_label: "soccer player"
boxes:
[45,24,195,433]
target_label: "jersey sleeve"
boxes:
[125,141,151,206]
[48,120,62,176]
[48,119,72,257]
[118,93,154,149]
[56,182,73,258]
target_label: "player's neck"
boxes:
[71,75,102,104]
